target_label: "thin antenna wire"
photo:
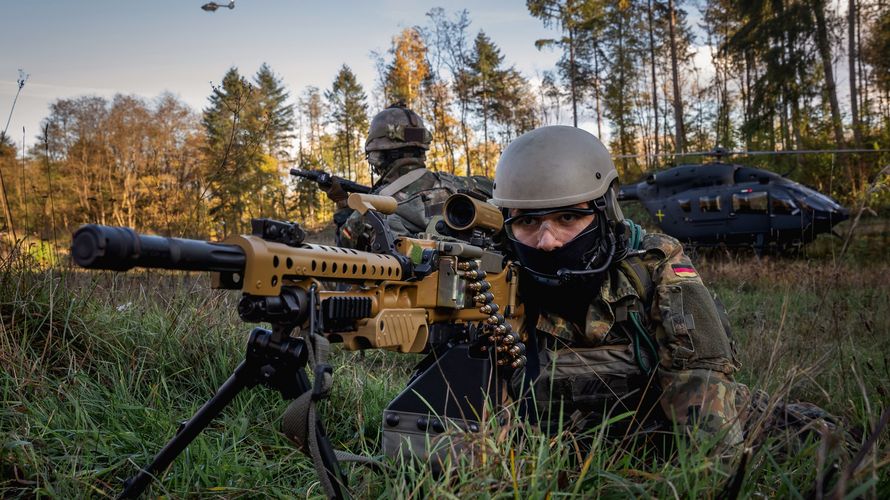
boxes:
[2,70,29,138]
[0,70,28,241]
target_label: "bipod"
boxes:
[118,326,347,499]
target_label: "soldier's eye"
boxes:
[515,216,538,227]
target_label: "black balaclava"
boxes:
[511,203,627,327]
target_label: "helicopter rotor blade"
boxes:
[615,148,889,160]
[727,148,890,156]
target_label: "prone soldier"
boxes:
[490,125,744,445]
[491,125,852,454]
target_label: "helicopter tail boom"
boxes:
[617,183,639,201]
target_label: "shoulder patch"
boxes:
[671,263,698,278]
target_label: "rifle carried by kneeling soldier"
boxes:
[71,192,526,499]
[291,167,372,194]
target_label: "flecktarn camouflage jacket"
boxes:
[514,233,744,446]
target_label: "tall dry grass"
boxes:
[1,230,888,498]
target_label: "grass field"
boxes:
[1,222,889,498]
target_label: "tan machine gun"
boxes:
[71,192,525,499]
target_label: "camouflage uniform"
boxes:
[516,232,744,446]
[490,126,844,452]
[329,102,492,250]
[335,157,492,250]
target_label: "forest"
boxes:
[2,2,890,498]
[0,1,888,248]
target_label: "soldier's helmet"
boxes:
[490,125,622,222]
[490,126,626,283]
[365,102,432,153]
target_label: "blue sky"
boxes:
[0,0,561,146]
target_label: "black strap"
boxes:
[517,308,541,424]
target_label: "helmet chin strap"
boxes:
[556,230,617,282]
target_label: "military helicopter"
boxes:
[616,147,885,253]
[201,1,235,12]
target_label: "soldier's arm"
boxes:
[385,212,415,237]
[645,234,743,446]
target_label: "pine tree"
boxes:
[862,5,889,127]
[253,63,296,157]
[702,0,740,151]
[326,65,369,184]
[252,63,296,224]
[466,31,538,171]
[722,0,814,150]
[602,1,645,173]
[528,0,594,127]
[468,31,508,174]
[202,67,264,236]
[292,86,329,225]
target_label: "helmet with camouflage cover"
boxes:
[365,102,432,153]
[490,126,627,284]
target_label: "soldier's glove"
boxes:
[321,179,349,208]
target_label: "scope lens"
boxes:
[445,196,475,230]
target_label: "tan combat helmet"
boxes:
[490,125,619,211]
[365,102,432,153]
[491,126,626,282]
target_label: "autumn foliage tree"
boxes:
[384,28,431,110]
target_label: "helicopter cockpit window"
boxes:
[771,197,798,215]
[732,191,768,214]
[699,195,722,212]
[678,198,691,212]
[788,185,843,211]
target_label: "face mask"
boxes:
[367,151,385,168]
[512,222,600,281]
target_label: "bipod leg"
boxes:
[118,360,252,499]
[118,327,349,499]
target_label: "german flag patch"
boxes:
[671,264,698,278]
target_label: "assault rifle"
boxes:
[291,168,372,194]
[71,192,525,499]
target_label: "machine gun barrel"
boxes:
[71,224,246,273]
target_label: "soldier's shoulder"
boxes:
[640,232,684,259]
[431,171,493,197]
[431,170,469,184]
[639,232,704,284]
